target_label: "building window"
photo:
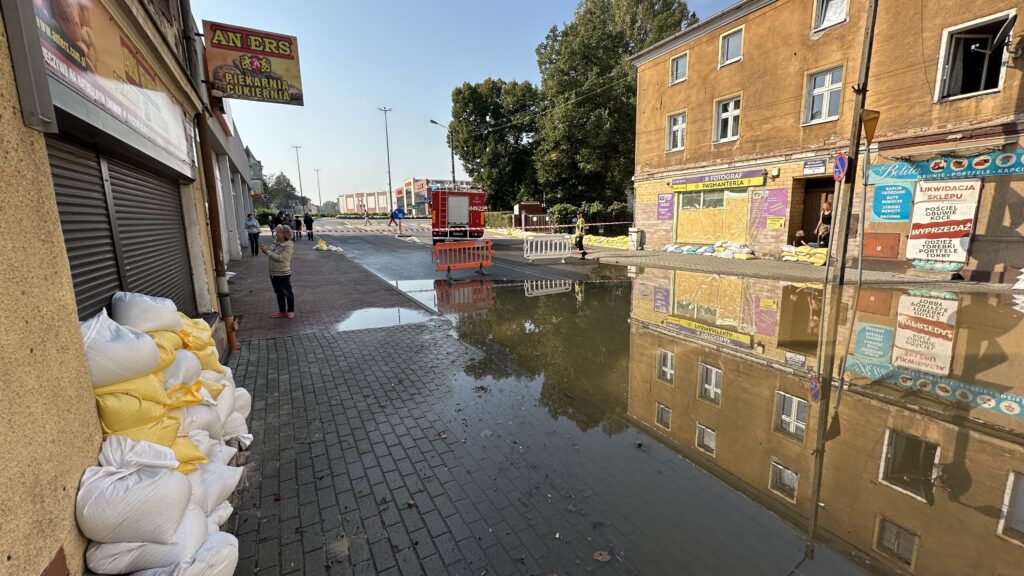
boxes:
[999,472,1024,544]
[769,460,799,500]
[678,190,725,210]
[656,348,675,383]
[719,28,743,66]
[656,403,672,429]
[698,363,722,404]
[774,391,808,440]
[667,113,686,152]
[880,429,940,502]
[696,423,716,455]
[804,67,843,123]
[876,518,918,566]
[714,96,741,142]
[938,13,1013,100]
[670,53,688,83]
[814,0,847,31]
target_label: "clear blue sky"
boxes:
[191,0,725,203]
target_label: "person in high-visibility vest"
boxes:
[574,210,587,260]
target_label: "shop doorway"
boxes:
[793,178,836,243]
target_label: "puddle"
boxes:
[334,307,433,331]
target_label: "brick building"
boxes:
[630,0,1024,283]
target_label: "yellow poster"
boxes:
[203,21,303,106]
[759,298,778,311]
[766,216,786,229]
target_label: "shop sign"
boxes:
[414,180,428,193]
[851,323,895,363]
[755,188,788,229]
[803,158,827,175]
[653,287,670,313]
[656,193,674,220]
[671,169,765,192]
[870,184,912,222]
[892,294,958,376]
[33,0,191,164]
[663,316,753,349]
[906,179,980,263]
[868,150,1024,185]
[203,21,303,106]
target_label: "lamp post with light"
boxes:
[429,119,457,192]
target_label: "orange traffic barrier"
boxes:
[432,240,494,276]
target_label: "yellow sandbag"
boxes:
[148,330,184,372]
[794,246,811,255]
[166,382,205,409]
[94,391,167,434]
[193,345,225,374]
[172,436,208,474]
[178,314,215,350]
[108,416,180,447]
[93,373,167,404]
[810,248,828,256]
[201,379,225,400]
[734,253,755,260]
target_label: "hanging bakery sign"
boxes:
[203,21,303,106]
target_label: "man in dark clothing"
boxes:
[293,214,303,240]
[303,213,314,240]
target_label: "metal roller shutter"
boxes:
[107,158,197,315]
[47,138,123,319]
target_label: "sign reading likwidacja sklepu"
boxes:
[203,21,303,106]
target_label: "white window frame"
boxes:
[677,190,726,211]
[769,460,799,502]
[803,66,843,125]
[874,517,919,567]
[698,362,722,405]
[670,52,689,84]
[877,428,942,503]
[774,391,808,440]
[998,471,1024,546]
[933,10,1014,103]
[813,0,848,32]
[696,423,716,456]
[713,95,741,143]
[718,26,744,67]
[656,348,675,384]
[666,112,686,152]
[655,402,672,430]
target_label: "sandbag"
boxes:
[222,412,251,447]
[207,501,233,530]
[93,374,169,433]
[206,443,238,466]
[199,379,225,400]
[111,291,184,333]
[180,405,224,440]
[112,416,181,448]
[163,350,202,388]
[77,437,190,544]
[131,531,238,576]
[179,314,215,351]
[188,463,243,514]
[166,382,206,410]
[212,382,236,425]
[187,430,218,456]
[86,504,207,574]
[192,346,225,374]
[201,367,234,386]
[233,388,251,420]
[81,309,161,388]
[149,331,184,372]
[172,437,208,474]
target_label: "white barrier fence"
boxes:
[523,236,573,264]
[524,279,573,298]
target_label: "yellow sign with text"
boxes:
[672,175,765,192]
[766,216,786,229]
[203,21,303,106]
[664,316,753,348]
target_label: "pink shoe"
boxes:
[286,312,295,319]
[271,312,286,318]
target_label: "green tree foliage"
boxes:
[450,79,542,210]
[264,172,301,208]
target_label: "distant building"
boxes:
[338,191,391,214]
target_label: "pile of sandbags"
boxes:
[662,241,756,260]
[780,245,828,266]
[77,291,254,574]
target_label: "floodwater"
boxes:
[335,307,434,331]
[401,264,1024,575]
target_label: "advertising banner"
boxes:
[851,323,895,363]
[868,149,1024,185]
[755,188,788,228]
[892,294,958,375]
[671,169,765,192]
[656,193,674,220]
[203,21,303,106]
[663,316,752,349]
[870,184,912,222]
[33,0,191,164]
[906,179,980,263]
[653,287,670,313]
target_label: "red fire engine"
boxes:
[431,188,486,245]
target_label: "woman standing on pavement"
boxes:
[815,201,833,248]
[260,225,296,318]
[574,210,588,260]
[245,213,261,256]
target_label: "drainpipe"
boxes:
[197,110,233,318]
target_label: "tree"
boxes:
[264,172,301,208]
[450,79,541,210]
[534,0,697,206]
[321,200,339,213]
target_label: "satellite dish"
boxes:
[994,14,1017,51]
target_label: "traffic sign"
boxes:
[833,153,849,182]
[808,376,822,403]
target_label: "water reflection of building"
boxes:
[628,268,1024,575]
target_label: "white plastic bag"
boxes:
[222,412,252,448]
[180,405,224,440]
[212,382,236,425]
[187,463,243,514]
[232,388,251,420]
[77,437,190,544]
[111,291,184,332]
[130,532,238,576]
[163,350,202,388]
[86,503,207,574]
[80,309,161,388]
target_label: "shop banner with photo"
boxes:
[203,21,303,106]
[663,316,752,349]
[671,169,766,192]
[750,188,788,230]
[891,294,958,376]
[906,179,980,265]
[868,149,1024,185]
[33,0,191,164]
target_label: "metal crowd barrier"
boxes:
[432,240,494,277]
[524,279,573,297]
[523,236,573,264]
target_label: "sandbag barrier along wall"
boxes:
[77,292,253,574]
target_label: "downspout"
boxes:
[197,110,232,318]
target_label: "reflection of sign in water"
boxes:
[755,297,778,336]
[671,169,765,192]
[852,323,894,363]
[871,185,912,222]
[204,21,303,105]
[906,180,980,264]
[657,194,674,220]
[653,287,670,313]
[892,295,958,375]
[663,316,752,349]
[33,0,191,165]
[846,355,1024,420]
[869,150,1024,185]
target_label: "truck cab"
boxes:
[431,189,485,244]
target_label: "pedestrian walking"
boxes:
[387,209,398,227]
[303,213,314,240]
[244,213,261,256]
[574,210,588,260]
[260,225,295,319]
[363,209,370,226]
[293,214,303,241]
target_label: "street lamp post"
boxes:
[429,119,457,191]
[291,145,305,210]
[379,107,394,213]
[314,168,323,212]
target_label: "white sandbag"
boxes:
[233,388,252,420]
[163,350,202,388]
[187,430,218,456]
[180,405,223,440]
[77,437,190,544]
[212,382,236,424]
[80,309,161,388]
[188,463,243,514]
[200,368,235,387]
[86,504,207,574]
[131,532,238,576]
[111,291,184,333]
[207,501,233,530]
[199,386,218,407]
[206,443,238,466]
[222,412,251,448]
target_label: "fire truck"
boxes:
[430,188,486,245]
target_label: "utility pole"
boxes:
[379,107,394,213]
[429,119,457,190]
[314,168,323,211]
[291,145,305,209]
